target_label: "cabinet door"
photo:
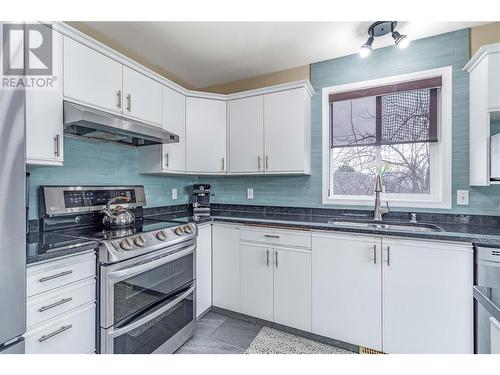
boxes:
[273,246,311,332]
[196,224,212,317]
[122,66,163,125]
[63,36,123,113]
[312,232,382,350]
[162,87,186,173]
[382,238,473,354]
[264,88,309,173]
[488,53,500,111]
[240,242,274,321]
[26,27,63,166]
[212,224,240,312]
[185,97,227,174]
[228,96,264,173]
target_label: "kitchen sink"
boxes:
[326,220,442,232]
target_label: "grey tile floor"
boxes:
[175,311,263,354]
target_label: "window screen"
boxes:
[329,77,441,148]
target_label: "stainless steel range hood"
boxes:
[63,101,179,146]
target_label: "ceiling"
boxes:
[68,21,487,89]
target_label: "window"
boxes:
[322,67,452,208]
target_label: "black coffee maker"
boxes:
[191,184,212,220]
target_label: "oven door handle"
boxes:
[107,282,196,338]
[108,244,195,281]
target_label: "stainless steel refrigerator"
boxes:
[0,86,26,352]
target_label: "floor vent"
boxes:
[359,346,385,354]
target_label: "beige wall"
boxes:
[66,22,196,90]
[470,22,500,56]
[198,65,310,94]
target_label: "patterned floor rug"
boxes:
[244,326,355,354]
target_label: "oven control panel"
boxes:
[110,223,197,255]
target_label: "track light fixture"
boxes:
[359,21,410,58]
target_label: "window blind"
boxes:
[330,77,441,148]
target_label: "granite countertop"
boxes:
[27,231,99,265]
[156,210,500,247]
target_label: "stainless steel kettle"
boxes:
[101,196,135,227]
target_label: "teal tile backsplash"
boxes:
[27,137,198,219]
[201,28,500,215]
[28,28,500,218]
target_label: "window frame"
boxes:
[321,67,452,209]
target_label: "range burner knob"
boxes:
[183,225,193,234]
[134,235,146,247]
[174,227,185,236]
[156,230,167,241]
[120,238,133,251]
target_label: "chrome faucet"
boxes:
[373,175,390,221]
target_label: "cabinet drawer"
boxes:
[27,252,96,297]
[27,278,96,329]
[24,303,95,354]
[240,226,311,249]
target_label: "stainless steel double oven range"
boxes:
[40,186,197,354]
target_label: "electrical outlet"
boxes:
[456,190,469,205]
[247,188,254,200]
[172,188,177,200]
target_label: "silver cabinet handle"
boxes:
[39,297,73,312]
[264,234,279,239]
[39,270,73,283]
[221,157,225,171]
[38,324,72,342]
[387,246,390,266]
[265,155,269,170]
[258,156,261,171]
[53,134,60,157]
[126,94,131,112]
[266,249,270,267]
[275,250,279,268]
[116,90,122,109]
[373,244,377,265]
[165,152,169,168]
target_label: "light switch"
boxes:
[172,188,177,200]
[247,188,254,200]
[457,190,469,205]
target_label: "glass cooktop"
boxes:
[57,219,186,241]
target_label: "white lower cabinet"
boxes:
[312,233,382,350]
[25,252,97,354]
[273,246,311,332]
[240,243,274,321]
[240,243,312,330]
[24,303,95,354]
[212,224,241,312]
[196,224,212,317]
[311,231,473,353]
[381,238,473,354]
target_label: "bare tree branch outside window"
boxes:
[331,89,433,196]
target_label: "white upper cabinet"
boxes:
[122,66,163,125]
[26,27,64,166]
[185,97,227,174]
[312,233,382,351]
[138,86,186,174]
[264,88,311,174]
[228,96,264,173]
[63,36,123,113]
[465,43,500,186]
[381,238,473,354]
[162,87,186,173]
